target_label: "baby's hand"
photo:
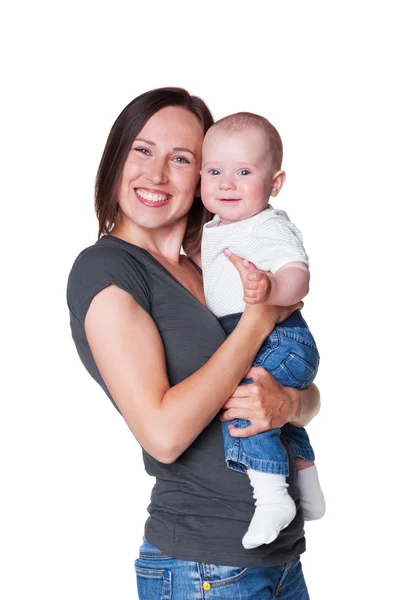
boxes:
[223,250,272,305]
[243,264,272,305]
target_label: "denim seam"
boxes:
[228,418,246,463]
[277,328,319,351]
[135,566,165,576]
[195,562,205,600]
[139,552,173,560]
[274,363,315,389]
[286,353,317,372]
[226,450,289,476]
[285,443,315,461]
[165,569,172,600]
[200,567,250,589]
[275,558,297,595]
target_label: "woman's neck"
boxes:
[111,215,187,264]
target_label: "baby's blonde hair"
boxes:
[212,112,283,171]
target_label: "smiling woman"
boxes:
[67,87,318,599]
[114,106,204,234]
[94,89,213,261]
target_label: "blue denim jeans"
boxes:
[220,311,319,476]
[135,538,310,599]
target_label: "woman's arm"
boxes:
[85,281,298,464]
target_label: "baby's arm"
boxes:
[267,262,309,306]
[244,261,309,306]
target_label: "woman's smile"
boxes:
[135,187,172,207]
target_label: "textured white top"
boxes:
[201,207,309,318]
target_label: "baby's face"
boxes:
[201,127,279,225]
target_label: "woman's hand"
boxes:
[219,366,301,437]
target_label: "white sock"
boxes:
[297,464,326,521]
[242,469,297,549]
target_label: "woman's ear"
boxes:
[270,170,286,197]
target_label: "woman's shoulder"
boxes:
[67,236,152,323]
[69,236,153,283]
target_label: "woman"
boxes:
[67,87,320,599]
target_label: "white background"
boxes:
[1,1,398,598]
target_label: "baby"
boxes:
[200,112,325,549]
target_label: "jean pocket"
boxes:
[201,564,250,589]
[272,351,318,388]
[134,564,172,600]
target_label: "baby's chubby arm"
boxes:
[243,261,309,306]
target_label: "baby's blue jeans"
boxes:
[220,311,319,476]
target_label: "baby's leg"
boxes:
[222,419,296,549]
[268,324,325,521]
[282,424,325,521]
[295,458,326,521]
[242,468,296,549]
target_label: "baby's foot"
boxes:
[297,464,326,521]
[242,470,296,549]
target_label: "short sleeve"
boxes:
[250,217,309,274]
[67,243,152,327]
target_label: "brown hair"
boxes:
[95,87,214,257]
[211,112,283,171]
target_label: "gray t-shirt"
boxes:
[67,235,306,567]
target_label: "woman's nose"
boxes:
[146,158,169,185]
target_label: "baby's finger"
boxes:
[244,281,263,290]
[243,289,262,298]
[246,271,263,281]
[242,259,257,271]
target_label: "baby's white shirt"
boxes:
[201,207,309,318]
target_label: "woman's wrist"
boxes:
[241,304,278,340]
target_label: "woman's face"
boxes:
[117,106,204,232]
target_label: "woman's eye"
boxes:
[238,169,250,176]
[209,169,220,176]
[134,147,151,156]
[173,156,189,164]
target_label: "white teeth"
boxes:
[136,189,169,202]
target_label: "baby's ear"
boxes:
[270,170,286,197]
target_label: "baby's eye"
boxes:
[238,169,251,176]
[134,147,151,156]
[173,156,189,164]
[209,169,220,176]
